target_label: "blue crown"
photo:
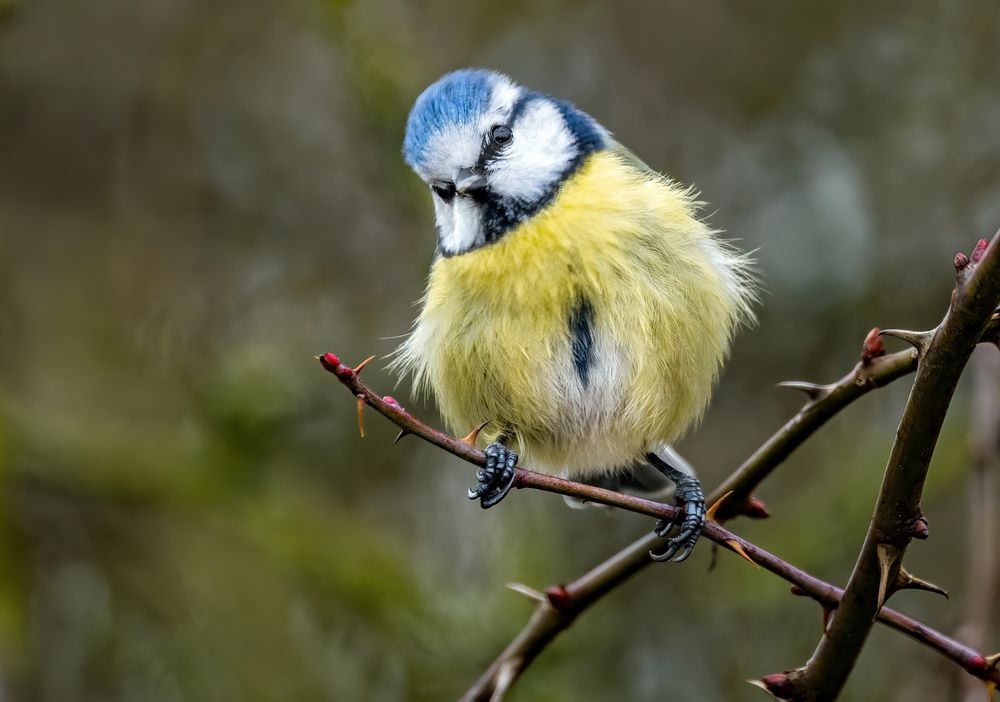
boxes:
[403,69,499,169]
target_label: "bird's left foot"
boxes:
[650,473,705,563]
[467,442,517,509]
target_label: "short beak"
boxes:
[455,168,488,197]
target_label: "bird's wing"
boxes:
[607,140,668,180]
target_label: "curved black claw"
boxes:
[653,512,681,539]
[650,474,705,563]
[467,442,517,509]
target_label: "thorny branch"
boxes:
[319,266,1000,699]
[763,235,1000,701]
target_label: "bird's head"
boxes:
[403,69,607,256]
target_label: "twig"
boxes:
[768,234,1000,701]
[317,341,1000,699]
[712,336,916,515]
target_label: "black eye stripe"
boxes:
[432,183,455,202]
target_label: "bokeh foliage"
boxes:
[0,0,998,699]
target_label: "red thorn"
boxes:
[970,655,988,672]
[955,251,970,271]
[861,327,885,365]
[383,395,399,407]
[544,585,573,611]
[972,238,990,264]
[911,517,929,539]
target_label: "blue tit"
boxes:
[392,69,755,561]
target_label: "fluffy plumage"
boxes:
[393,70,755,482]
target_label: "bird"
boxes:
[392,69,755,562]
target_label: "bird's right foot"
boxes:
[467,442,517,509]
[650,472,705,563]
[646,450,706,563]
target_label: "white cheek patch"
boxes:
[487,100,576,202]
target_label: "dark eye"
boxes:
[490,125,513,146]
[432,183,455,202]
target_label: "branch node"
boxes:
[788,586,837,633]
[972,238,991,264]
[706,491,770,522]
[878,328,935,355]
[956,251,971,273]
[743,495,771,519]
[543,585,574,612]
[956,239,993,288]
[894,566,948,599]
[861,327,886,365]
[748,672,797,700]
[970,652,1000,695]
[506,582,547,604]
[910,516,930,539]
[318,352,355,379]
[775,380,832,401]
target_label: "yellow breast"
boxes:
[393,150,753,477]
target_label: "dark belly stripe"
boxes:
[568,298,595,386]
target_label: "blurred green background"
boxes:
[1,1,998,700]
